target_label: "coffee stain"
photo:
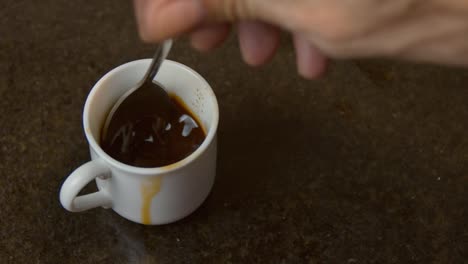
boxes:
[141,177,162,225]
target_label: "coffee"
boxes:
[101,94,206,168]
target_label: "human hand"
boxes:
[133,0,468,79]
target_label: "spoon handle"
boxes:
[143,39,173,84]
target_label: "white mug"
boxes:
[59,59,219,225]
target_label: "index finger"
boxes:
[134,0,206,42]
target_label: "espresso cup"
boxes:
[59,59,219,225]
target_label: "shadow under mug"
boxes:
[60,59,219,225]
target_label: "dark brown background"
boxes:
[1,0,467,263]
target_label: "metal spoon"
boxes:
[102,39,173,139]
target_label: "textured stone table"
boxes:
[1,0,467,263]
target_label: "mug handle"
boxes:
[60,159,113,212]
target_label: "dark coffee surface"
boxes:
[101,92,206,168]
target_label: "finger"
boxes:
[203,0,291,25]
[293,34,327,79]
[190,23,231,52]
[133,0,149,27]
[137,0,206,42]
[238,21,280,66]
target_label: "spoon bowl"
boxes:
[102,39,173,138]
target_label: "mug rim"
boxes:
[83,59,219,176]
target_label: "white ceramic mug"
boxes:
[59,59,219,225]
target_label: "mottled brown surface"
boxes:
[1,1,467,263]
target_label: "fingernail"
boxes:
[294,35,327,79]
